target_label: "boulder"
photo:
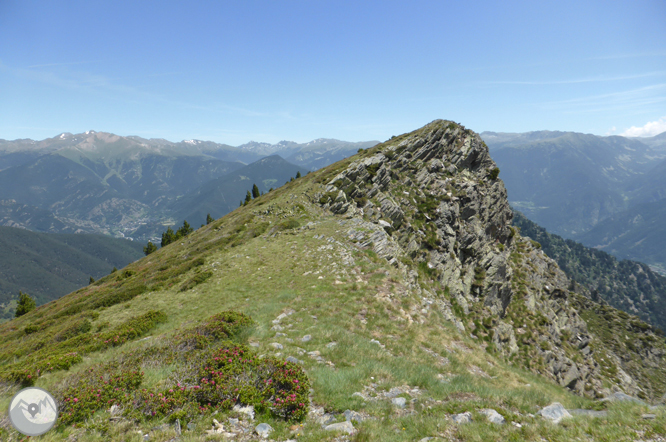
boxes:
[480,408,505,424]
[255,423,273,438]
[324,421,355,434]
[538,403,572,423]
[451,412,472,424]
[344,409,363,423]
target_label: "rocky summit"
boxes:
[0,120,664,441]
[319,120,666,400]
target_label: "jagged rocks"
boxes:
[316,119,666,402]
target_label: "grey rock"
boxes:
[233,404,255,420]
[326,342,337,348]
[344,409,363,423]
[451,411,473,424]
[143,435,150,441]
[642,414,656,420]
[568,409,607,418]
[480,408,505,424]
[270,342,283,350]
[602,392,646,405]
[386,387,402,398]
[538,403,572,423]
[392,397,407,408]
[187,422,196,431]
[286,356,303,364]
[324,421,355,434]
[255,423,273,438]
[302,334,312,342]
[318,413,336,426]
[174,419,181,436]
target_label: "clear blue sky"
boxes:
[1,0,665,144]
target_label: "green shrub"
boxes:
[180,271,213,292]
[24,324,39,335]
[55,319,92,342]
[89,284,148,309]
[488,167,500,180]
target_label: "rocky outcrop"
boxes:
[317,120,666,401]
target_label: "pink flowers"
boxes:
[73,398,78,403]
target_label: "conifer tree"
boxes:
[143,241,157,255]
[15,291,36,317]
[89,276,95,285]
[206,213,214,225]
[111,267,117,274]
[252,184,260,199]
[296,171,301,178]
[176,220,193,238]
[245,191,252,204]
[161,227,176,247]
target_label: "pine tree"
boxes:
[111,267,117,274]
[206,213,214,225]
[89,276,95,285]
[252,184,260,199]
[15,291,36,317]
[143,241,157,255]
[161,227,176,247]
[269,188,273,192]
[176,220,193,238]
[245,191,252,204]
[296,171,301,178]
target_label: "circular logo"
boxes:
[8,387,58,436]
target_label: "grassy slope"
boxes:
[0,141,664,441]
[0,226,144,311]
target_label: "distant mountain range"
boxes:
[482,130,666,274]
[0,131,378,242]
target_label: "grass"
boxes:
[0,120,664,440]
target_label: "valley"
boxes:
[0,121,664,441]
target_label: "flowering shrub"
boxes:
[2,352,82,387]
[52,312,309,426]
[0,311,165,386]
[177,311,253,350]
[191,345,310,420]
[60,369,143,426]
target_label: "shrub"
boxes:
[89,284,148,309]
[180,271,213,292]
[55,319,92,342]
[488,167,500,180]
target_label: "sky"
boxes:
[1,0,665,145]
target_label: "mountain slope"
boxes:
[0,226,143,314]
[575,198,666,275]
[512,211,666,331]
[483,132,660,237]
[0,121,664,441]
[0,132,245,238]
[171,155,305,227]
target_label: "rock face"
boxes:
[317,120,666,401]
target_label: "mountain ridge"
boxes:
[0,121,664,440]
